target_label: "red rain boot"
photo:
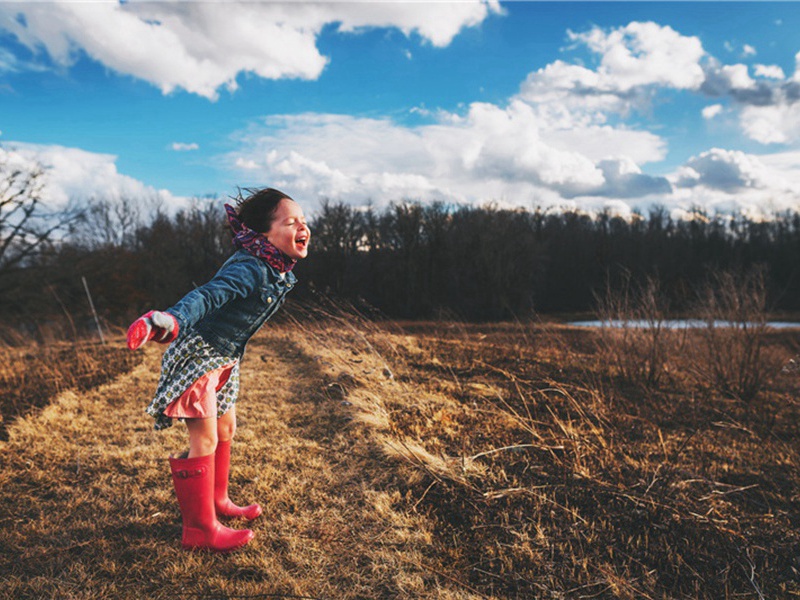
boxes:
[214,440,263,520]
[169,453,254,552]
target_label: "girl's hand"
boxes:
[126,311,179,350]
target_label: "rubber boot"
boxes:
[214,440,263,520]
[169,453,254,552]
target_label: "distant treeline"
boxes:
[306,201,800,319]
[2,198,800,331]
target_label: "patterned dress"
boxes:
[146,333,240,431]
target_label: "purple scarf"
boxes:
[224,203,297,273]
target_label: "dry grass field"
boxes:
[1,307,798,599]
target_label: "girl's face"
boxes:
[266,198,310,261]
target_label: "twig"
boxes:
[741,548,767,600]
[698,484,759,502]
[468,443,553,461]
[411,480,438,512]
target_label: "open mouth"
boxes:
[296,235,309,249]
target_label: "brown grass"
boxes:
[0,340,142,441]
[0,308,798,599]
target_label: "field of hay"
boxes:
[0,309,798,599]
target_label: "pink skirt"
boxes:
[163,362,236,420]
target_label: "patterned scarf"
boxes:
[224,203,297,273]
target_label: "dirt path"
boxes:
[0,328,487,600]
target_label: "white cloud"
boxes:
[638,148,800,219]
[566,21,706,92]
[518,21,706,123]
[218,18,800,214]
[1,142,175,209]
[739,103,800,144]
[0,1,499,99]
[702,104,724,120]
[223,101,800,219]
[171,142,199,152]
[328,1,502,48]
[702,62,755,94]
[699,57,800,143]
[721,64,755,90]
[743,44,757,57]
[754,64,785,80]
[6,14,799,219]
[225,98,669,211]
[674,148,774,191]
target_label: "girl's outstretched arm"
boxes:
[163,256,263,334]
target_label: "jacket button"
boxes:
[267,297,273,303]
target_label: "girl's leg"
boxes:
[185,417,218,458]
[217,404,236,443]
[214,405,262,520]
[168,413,253,552]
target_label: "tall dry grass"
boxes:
[689,268,781,403]
[594,273,677,390]
[0,302,798,599]
[278,302,799,598]
[0,336,141,441]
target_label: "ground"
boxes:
[0,313,798,599]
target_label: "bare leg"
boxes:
[186,417,218,458]
[214,405,262,520]
[217,404,236,443]
[169,413,254,552]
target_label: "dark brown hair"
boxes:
[233,187,293,233]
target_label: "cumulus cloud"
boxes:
[1,142,174,209]
[219,18,800,214]
[698,54,800,143]
[531,21,800,147]
[702,104,724,119]
[567,22,706,92]
[0,1,500,99]
[739,102,800,144]
[171,142,199,152]
[674,148,773,191]
[518,21,706,124]
[222,109,800,219]
[216,18,800,215]
[658,147,800,219]
[5,13,800,217]
[755,64,786,80]
[594,157,672,199]
[225,98,669,211]
[701,61,762,97]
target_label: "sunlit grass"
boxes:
[0,306,798,598]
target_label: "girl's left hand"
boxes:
[127,310,179,350]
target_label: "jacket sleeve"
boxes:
[165,258,262,333]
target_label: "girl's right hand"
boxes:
[126,311,180,350]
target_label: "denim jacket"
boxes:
[166,249,297,357]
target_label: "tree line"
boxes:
[2,191,800,337]
[305,200,800,319]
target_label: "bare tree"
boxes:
[72,194,157,249]
[0,154,82,273]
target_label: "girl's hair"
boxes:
[233,187,293,233]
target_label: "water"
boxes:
[568,319,800,329]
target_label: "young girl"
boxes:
[127,188,310,553]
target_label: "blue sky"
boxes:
[2,1,800,219]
